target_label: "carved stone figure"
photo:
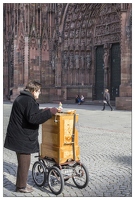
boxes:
[30,38,36,49]
[75,53,79,69]
[103,50,109,69]
[42,39,48,51]
[63,52,68,69]
[81,54,85,68]
[86,54,91,69]
[69,54,73,68]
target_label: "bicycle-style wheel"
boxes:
[32,161,46,187]
[48,166,64,195]
[72,163,89,188]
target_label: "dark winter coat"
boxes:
[104,92,110,102]
[4,90,52,154]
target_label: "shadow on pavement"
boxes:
[113,155,132,166]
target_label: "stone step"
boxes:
[53,99,115,106]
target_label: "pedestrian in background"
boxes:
[75,94,81,103]
[80,95,85,104]
[78,95,85,105]
[4,80,61,193]
[102,89,113,111]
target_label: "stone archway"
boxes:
[60,3,121,100]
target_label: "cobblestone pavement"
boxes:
[3,102,132,197]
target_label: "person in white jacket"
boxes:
[78,95,85,105]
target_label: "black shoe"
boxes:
[111,109,113,111]
[101,109,104,111]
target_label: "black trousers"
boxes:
[102,101,113,110]
[16,153,31,188]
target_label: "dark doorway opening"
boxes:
[110,43,121,100]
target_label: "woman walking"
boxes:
[102,89,113,111]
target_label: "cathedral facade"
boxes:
[3,3,132,110]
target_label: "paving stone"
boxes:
[3,102,132,197]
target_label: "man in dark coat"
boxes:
[4,80,59,193]
[102,89,113,111]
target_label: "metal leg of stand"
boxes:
[72,113,76,160]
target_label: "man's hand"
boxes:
[50,107,58,115]
[57,108,62,113]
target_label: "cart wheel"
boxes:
[72,163,89,189]
[48,166,64,195]
[32,161,46,187]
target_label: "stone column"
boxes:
[10,38,19,102]
[24,37,29,86]
[55,41,62,100]
[115,4,132,110]
[11,36,27,102]
[103,44,110,90]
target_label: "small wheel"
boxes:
[32,161,46,187]
[48,166,64,195]
[72,163,89,189]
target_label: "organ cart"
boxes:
[32,110,89,195]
